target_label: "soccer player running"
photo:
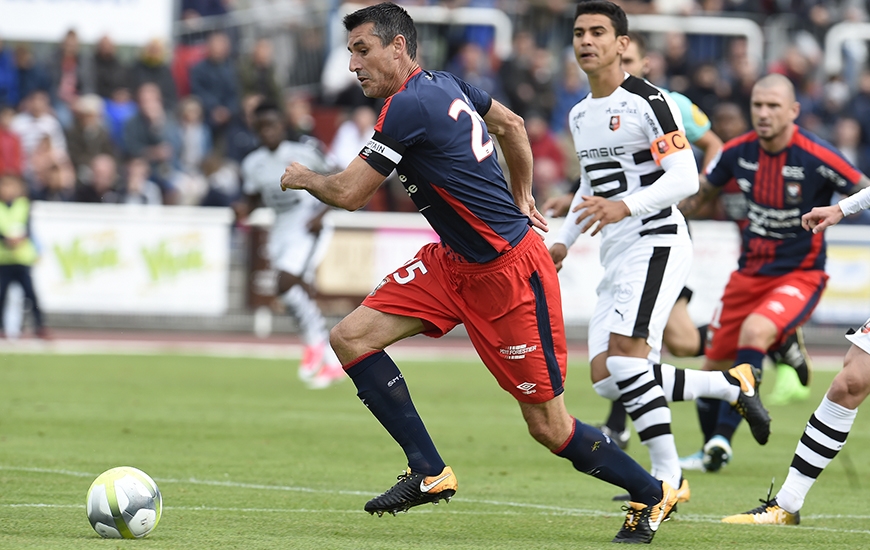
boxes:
[548,0,770,505]
[721,186,870,525]
[238,102,345,389]
[679,73,870,472]
[281,2,678,543]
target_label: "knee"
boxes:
[827,347,870,406]
[277,271,304,296]
[739,315,777,348]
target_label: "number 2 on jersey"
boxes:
[448,99,494,162]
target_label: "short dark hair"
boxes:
[627,31,646,57]
[253,101,280,117]
[343,2,418,61]
[574,1,629,37]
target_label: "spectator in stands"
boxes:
[550,48,589,135]
[289,26,326,90]
[189,31,239,150]
[283,91,315,142]
[327,105,376,170]
[117,157,164,205]
[75,153,121,203]
[445,42,504,104]
[65,94,117,183]
[123,83,181,203]
[710,101,748,143]
[14,46,52,107]
[177,96,212,176]
[103,85,138,150]
[0,106,22,177]
[832,116,870,183]
[663,31,691,92]
[684,62,725,119]
[199,153,241,207]
[93,36,130,100]
[50,29,89,128]
[29,154,75,202]
[498,30,537,118]
[526,111,566,202]
[847,69,870,148]
[238,38,282,107]
[225,92,263,164]
[131,39,178,112]
[0,39,19,109]
[10,90,67,183]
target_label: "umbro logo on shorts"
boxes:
[516,382,537,395]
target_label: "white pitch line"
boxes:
[3,465,870,534]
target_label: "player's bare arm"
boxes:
[483,99,547,232]
[281,156,385,211]
[677,177,721,219]
[693,129,723,174]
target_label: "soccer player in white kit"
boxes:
[548,1,769,500]
[240,102,344,389]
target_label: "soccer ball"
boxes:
[86,466,162,538]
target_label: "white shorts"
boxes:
[588,241,692,363]
[268,221,333,282]
[845,318,870,355]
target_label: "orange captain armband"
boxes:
[650,130,689,165]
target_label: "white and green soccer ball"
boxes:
[86,466,162,539]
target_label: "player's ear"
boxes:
[393,34,407,59]
[616,35,630,56]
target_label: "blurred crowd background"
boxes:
[2,0,870,217]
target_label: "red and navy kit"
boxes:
[359,68,530,264]
[705,125,860,276]
[358,68,566,403]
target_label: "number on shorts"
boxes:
[393,260,428,284]
[448,99,494,162]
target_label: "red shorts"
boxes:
[705,269,828,361]
[362,230,567,404]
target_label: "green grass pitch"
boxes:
[1,349,868,549]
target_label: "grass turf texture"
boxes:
[0,350,868,549]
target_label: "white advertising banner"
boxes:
[0,0,174,46]
[31,202,233,315]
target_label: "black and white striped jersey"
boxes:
[554,74,698,264]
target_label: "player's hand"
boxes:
[280,162,310,192]
[516,195,549,234]
[802,204,844,234]
[541,193,573,218]
[573,196,630,236]
[549,243,567,272]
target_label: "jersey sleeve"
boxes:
[814,140,862,195]
[453,74,493,116]
[669,91,711,144]
[704,145,733,188]
[359,91,425,176]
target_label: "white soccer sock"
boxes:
[653,363,739,402]
[592,376,621,401]
[282,285,328,346]
[607,355,681,489]
[776,396,857,514]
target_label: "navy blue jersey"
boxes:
[359,68,530,263]
[706,125,860,276]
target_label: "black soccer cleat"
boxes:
[612,481,678,544]
[365,466,457,517]
[727,363,771,445]
[768,327,812,387]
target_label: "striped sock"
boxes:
[776,396,857,513]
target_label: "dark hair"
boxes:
[574,1,629,37]
[343,2,418,61]
[627,31,646,57]
[253,101,280,117]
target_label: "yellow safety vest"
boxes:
[0,197,38,266]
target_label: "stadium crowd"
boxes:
[1,0,870,215]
